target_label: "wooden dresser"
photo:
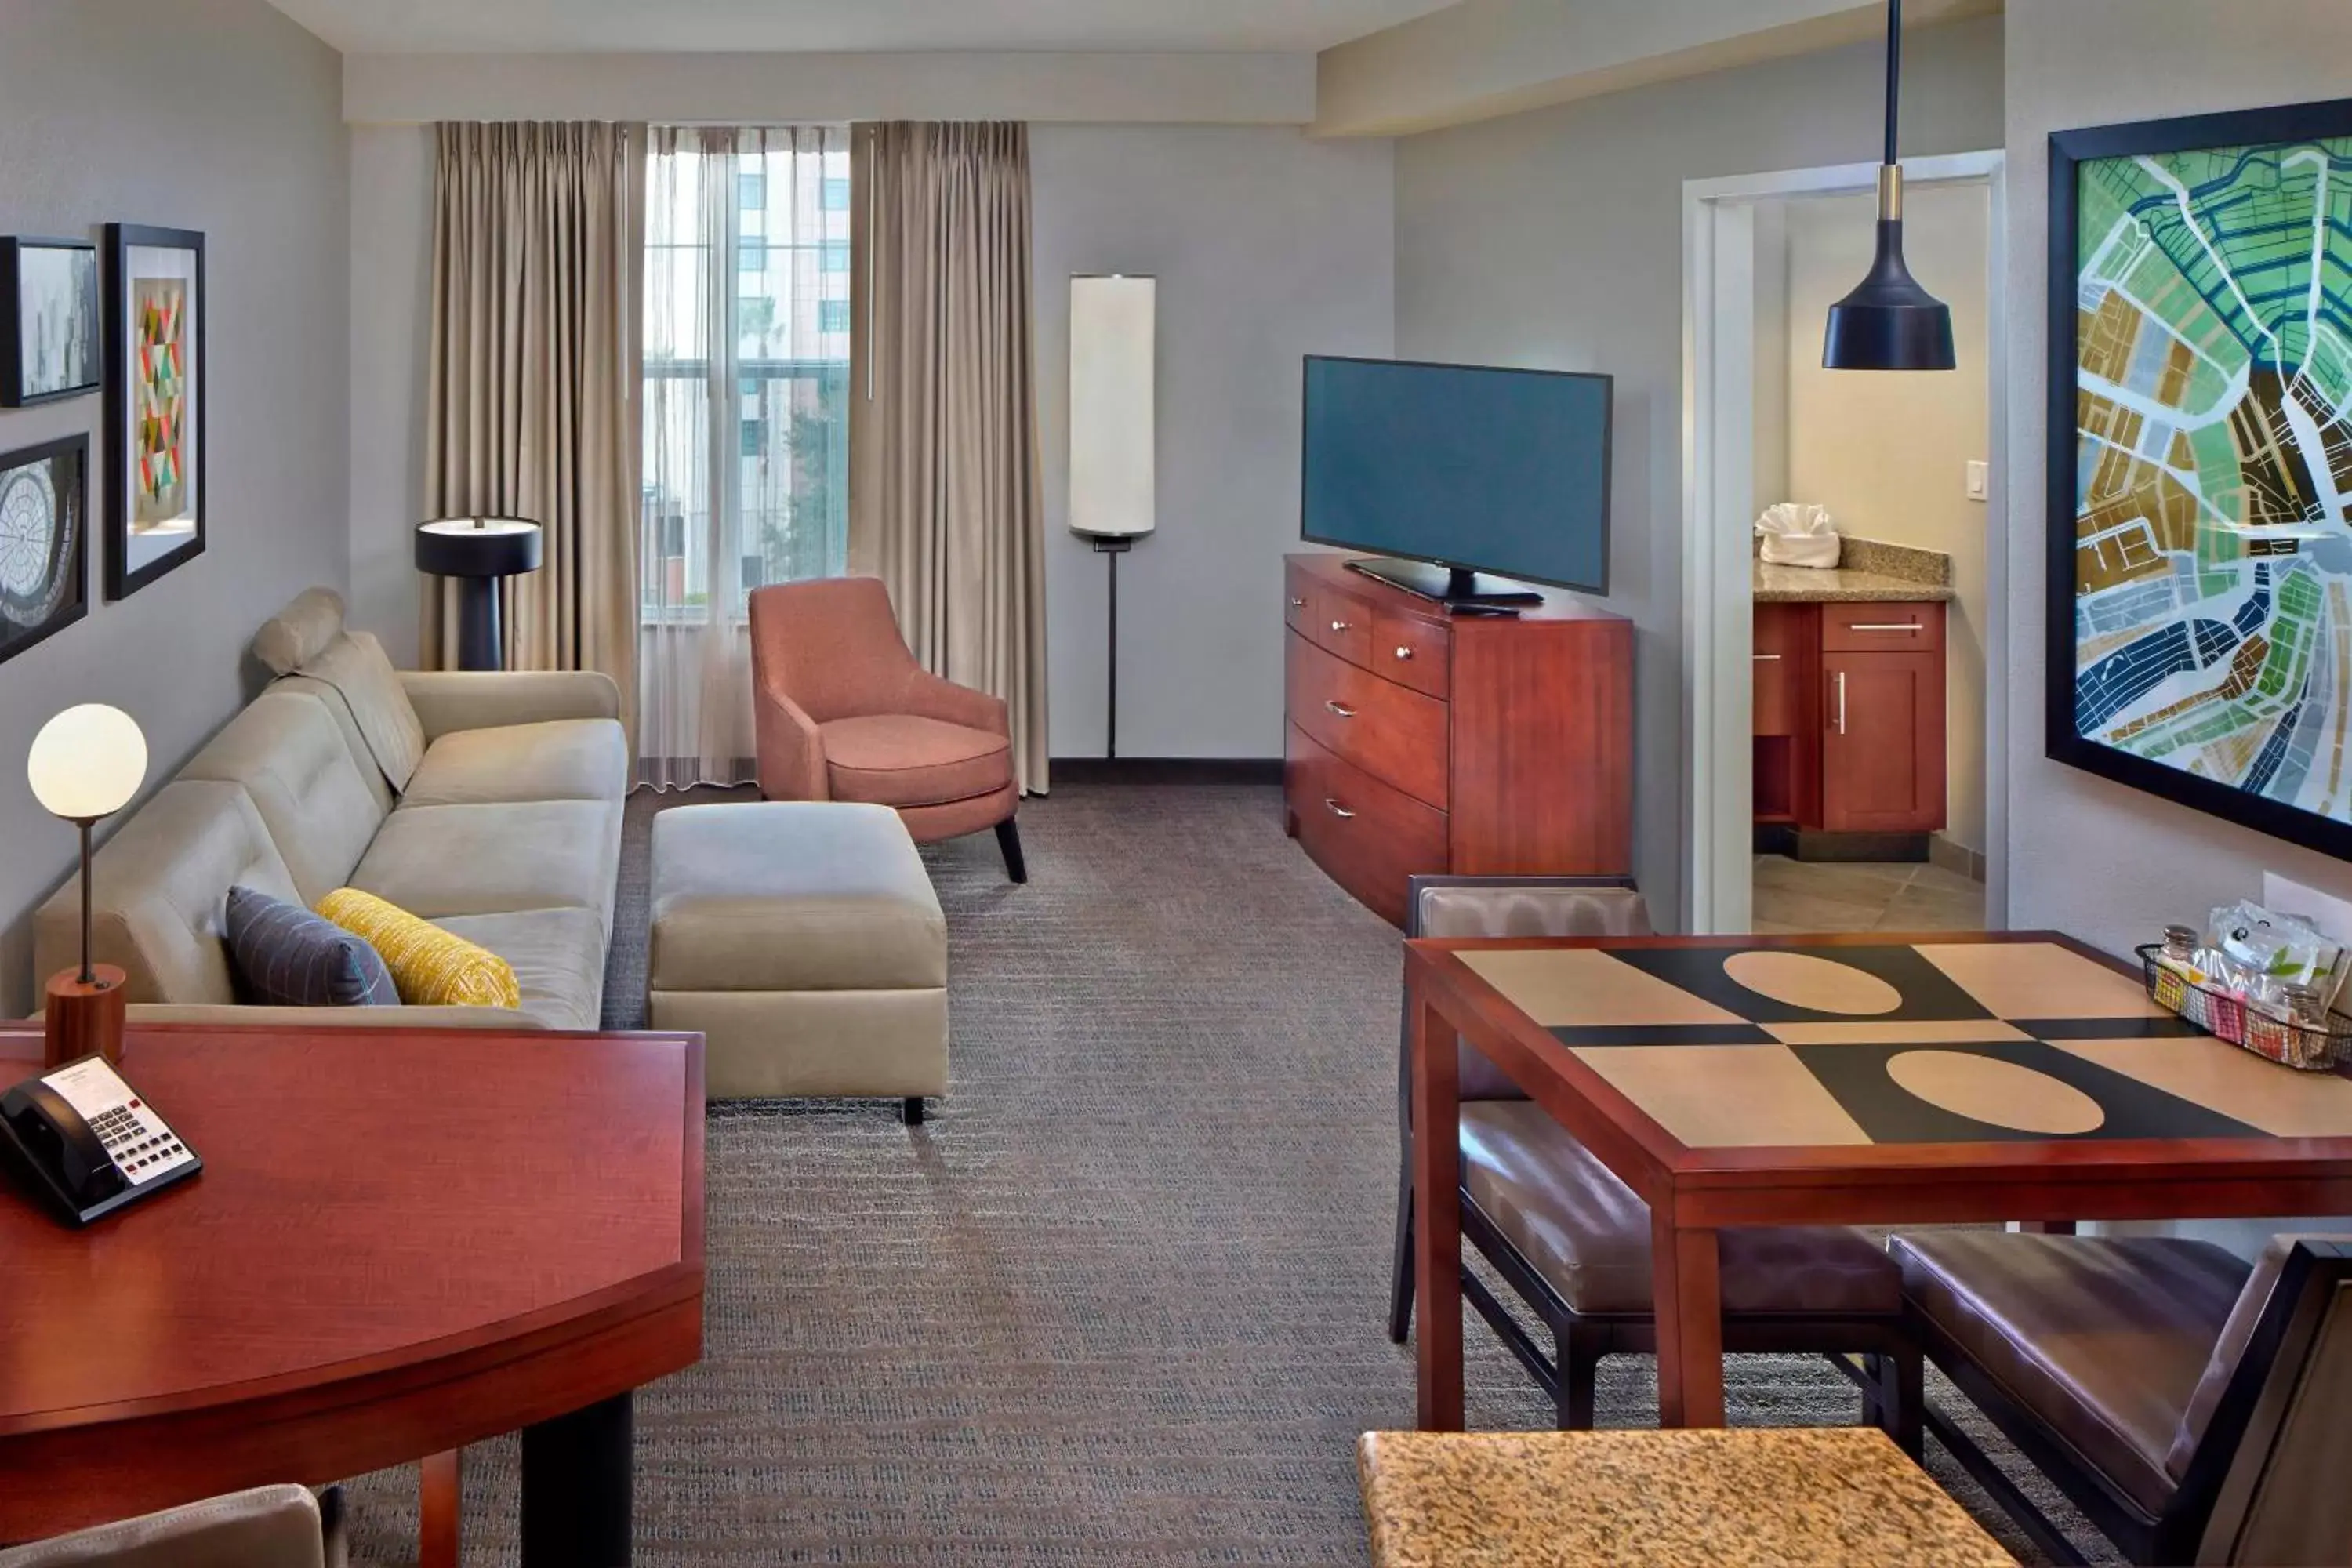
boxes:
[1283,554,1634,927]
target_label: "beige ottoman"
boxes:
[648,801,947,1120]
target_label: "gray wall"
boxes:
[347,122,1397,759]
[0,0,349,1014]
[1031,125,1394,760]
[1391,16,2003,929]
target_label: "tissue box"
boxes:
[1756,503,1842,568]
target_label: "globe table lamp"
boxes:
[416,516,544,672]
[29,703,147,1068]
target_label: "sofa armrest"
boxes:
[111,1003,546,1031]
[397,670,622,740]
[0,1484,327,1568]
[902,667,1009,735]
[753,681,828,801]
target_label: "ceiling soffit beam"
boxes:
[1312,0,2000,137]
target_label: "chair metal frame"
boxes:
[1388,873,1921,1446]
[1914,1236,2352,1566]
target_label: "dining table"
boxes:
[1404,929,2352,1429]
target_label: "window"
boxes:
[641,126,851,627]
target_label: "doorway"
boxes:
[1682,151,2008,935]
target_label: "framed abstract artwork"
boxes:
[0,434,89,666]
[2049,97,2352,860]
[0,238,100,407]
[103,223,204,600]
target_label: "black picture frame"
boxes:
[2047,97,2352,862]
[103,223,204,601]
[0,237,100,408]
[0,433,89,667]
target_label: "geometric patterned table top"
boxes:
[1454,940,2352,1149]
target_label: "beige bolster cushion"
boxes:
[252,587,347,675]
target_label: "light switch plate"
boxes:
[1965,459,1989,500]
[2262,872,2352,942]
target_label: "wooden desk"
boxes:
[1405,931,2352,1431]
[1358,1427,2013,1566]
[0,1022,704,1565]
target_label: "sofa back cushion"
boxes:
[299,630,425,790]
[32,782,303,1005]
[177,691,390,906]
[267,673,397,818]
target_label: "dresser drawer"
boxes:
[1287,632,1450,809]
[1820,601,1943,654]
[1373,606,1451,699]
[1304,582,1374,668]
[1287,724,1448,928]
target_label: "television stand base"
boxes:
[1342,557,1544,611]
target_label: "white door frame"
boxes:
[1681,150,2009,934]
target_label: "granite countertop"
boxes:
[1752,535,1956,604]
[1357,1428,2015,1568]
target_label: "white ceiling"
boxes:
[267,0,1461,55]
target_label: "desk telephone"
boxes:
[1,1054,200,1225]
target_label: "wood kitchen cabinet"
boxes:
[1755,599,1946,843]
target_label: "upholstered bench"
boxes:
[647,801,947,1120]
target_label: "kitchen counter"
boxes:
[1752,535,1954,603]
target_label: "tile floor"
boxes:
[1751,854,1985,935]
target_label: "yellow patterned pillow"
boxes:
[315,888,521,1010]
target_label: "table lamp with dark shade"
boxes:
[416,516,543,672]
[28,703,147,1068]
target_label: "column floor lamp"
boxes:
[416,516,544,672]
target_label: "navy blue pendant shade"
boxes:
[1822,0,1955,372]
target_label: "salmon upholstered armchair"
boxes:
[749,577,1025,881]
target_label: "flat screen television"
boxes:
[1300,355,1612,605]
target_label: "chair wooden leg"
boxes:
[420,1449,460,1568]
[1388,1167,1415,1344]
[995,818,1028,884]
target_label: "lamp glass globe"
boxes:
[27,703,148,821]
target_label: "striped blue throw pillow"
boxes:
[224,884,397,1007]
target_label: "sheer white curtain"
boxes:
[639,125,851,789]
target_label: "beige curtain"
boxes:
[849,122,1049,794]
[424,122,644,731]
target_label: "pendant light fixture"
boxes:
[1823,0,1955,371]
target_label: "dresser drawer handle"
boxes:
[1289,597,1307,608]
[1847,622,1924,633]
[1753,652,1782,661]
[1394,645,1415,660]
[1323,700,1357,719]
[1323,797,1356,819]
[1330,619,1354,633]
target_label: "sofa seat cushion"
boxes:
[1892,1231,2251,1517]
[431,907,607,1031]
[648,800,944,993]
[350,799,622,931]
[1460,1101,1900,1318]
[402,718,629,808]
[820,713,1011,808]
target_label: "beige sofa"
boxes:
[31,591,627,1031]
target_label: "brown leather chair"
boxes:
[1893,1231,2352,1565]
[0,1486,343,1567]
[1390,875,1920,1441]
[749,576,1025,882]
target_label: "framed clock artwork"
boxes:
[0,433,88,667]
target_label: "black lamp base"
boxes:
[454,576,506,673]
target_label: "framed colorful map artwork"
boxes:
[103,223,203,600]
[2049,99,2352,861]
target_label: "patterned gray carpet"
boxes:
[337,782,2111,1564]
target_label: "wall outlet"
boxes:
[2262,873,2352,943]
[1965,459,1989,501]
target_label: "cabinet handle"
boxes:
[1847,622,1924,633]
[1323,797,1356,819]
[1289,597,1307,608]
[1323,700,1357,719]
[1752,652,1781,662]
[1395,645,1415,660]
[1834,670,1847,735]
[1330,619,1353,633]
